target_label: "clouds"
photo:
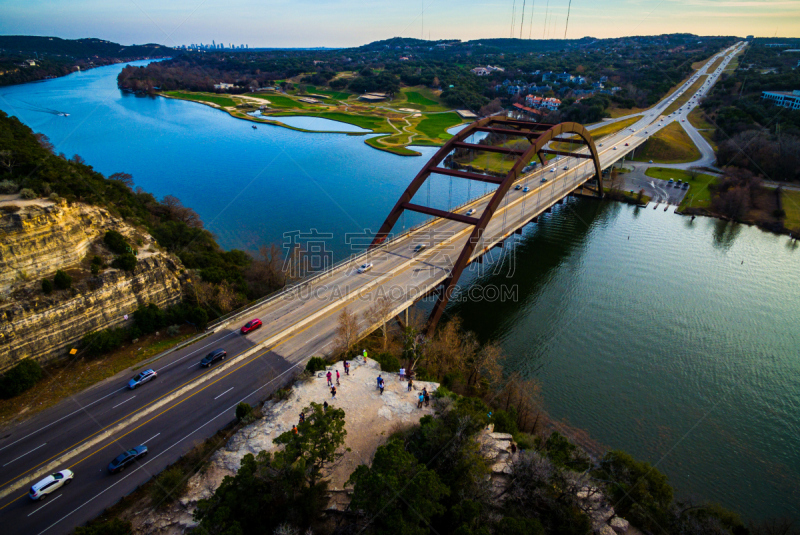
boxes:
[0,0,797,47]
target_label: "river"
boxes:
[1,61,798,521]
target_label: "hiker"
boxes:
[379,377,385,395]
[292,425,298,435]
[336,369,340,385]
[326,370,332,386]
[417,392,424,409]
[511,443,517,455]
[299,411,305,424]
[407,378,413,392]
[376,374,382,390]
[423,389,430,407]
[331,386,337,399]
[344,360,350,375]
[399,367,405,381]
[362,348,368,362]
[323,401,328,412]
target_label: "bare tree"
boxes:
[364,296,393,351]
[109,172,134,189]
[335,307,359,358]
[161,195,204,228]
[244,243,289,297]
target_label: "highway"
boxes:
[0,42,744,535]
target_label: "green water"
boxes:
[449,199,800,521]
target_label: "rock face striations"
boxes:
[0,199,185,372]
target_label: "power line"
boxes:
[520,0,527,39]
[564,0,573,39]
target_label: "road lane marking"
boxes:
[28,493,61,516]
[35,362,304,534]
[213,388,234,400]
[187,362,200,369]
[3,443,47,467]
[141,433,160,444]
[0,388,127,454]
[111,396,136,409]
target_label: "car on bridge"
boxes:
[515,184,522,190]
[200,349,227,367]
[108,445,148,474]
[357,262,373,274]
[30,470,73,500]
[541,177,548,183]
[241,318,262,334]
[466,208,476,216]
[128,369,157,389]
[413,244,427,254]
[523,186,529,192]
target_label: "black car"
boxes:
[201,349,227,367]
[108,445,148,474]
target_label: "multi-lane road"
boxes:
[0,42,745,535]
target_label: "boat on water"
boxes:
[57,112,69,117]
[252,125,257,129]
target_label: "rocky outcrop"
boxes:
[0,200,129,294]
[0,200,185,371]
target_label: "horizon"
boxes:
[1,0,798,48]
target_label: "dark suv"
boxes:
[108,445,148,474]
[201,349,227,367]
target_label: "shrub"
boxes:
[91,263,101,275]
[491,409,519,435]
[54,269,72,290]
[134,303,165,334]
[166,324,181,336]
[149,467,187,508]
[48,192,61,202]
[188,306,208,329]
[19,188,37,199]
[82,328,127,357]
[305,356,328,373]
[236,402,254,422]
[74,518,133,535]
[0,359,44,398]
[112,253,137,271]
[104,229,130,255]
[0,179,19,194]
[41,278,53,294]
[373,352,400,372]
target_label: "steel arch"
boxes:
[369,117,603,333]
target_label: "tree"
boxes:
[273,402,346,487]
[334,307,358,358]
[41,278,53,294]
[364,296,393,351]
[112,253,137,272]
[74,519,133,535]
[479,98,504,117]
[347,439,449,535]
[108,172,133,189]
[54,269,72,290]
[104,230,130,255]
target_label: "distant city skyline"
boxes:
[1,0,798,48]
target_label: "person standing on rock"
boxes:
[336,369,340,385]
[331,386,337,399]
[407,378,413,392]
[323,401,328,412]
[362,349,368,362]
[423,388,430,407]
[376,374,382,390]
[344,360,350,375]
[399,367,405,381]
[292,425,298,435]
[379,377,385,395]
[299,411,305,424]
[326,370,332,387]
[418,392,424,409]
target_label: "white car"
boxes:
[523,186,529,192]
[466,208,476,216]
[563,166,569,170]
[30,470,73,500]
[550,168,556,172]
[412,244,427,254]
[356,263,373,274]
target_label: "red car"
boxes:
[240,318,262,334]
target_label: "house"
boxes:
[599,76,609,83]
[507,85,524,95]
[761,90,800,110]
[471,65,504,76]
[541,71,555,82]
[575,76,588,85]
[23,59,36,67]
[541,97,561,110]
[213,83,234,90]
[592,81,604,90]
[529,84,551,93]
[555,72,574,82]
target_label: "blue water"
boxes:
[247,112,370,133]
[2,62,799,521]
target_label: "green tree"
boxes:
[73,518,133,535]
[41,278,53,294]
[594,450,673,532]
[103,229,130,255]
[347,439,449,535]
[112,253,137,272]
[0,359,44,399]
[54,269,72,290]
[273,402,346,486]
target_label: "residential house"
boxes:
[213,83,234,90]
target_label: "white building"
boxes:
[761,90,800,110]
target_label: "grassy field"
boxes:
[400,87,449,112]
[405,91,439,106]
[365,135,421,156]
[165,91,235,107]
[246,94,308,108]
[632,122,701,164]
[415,112,462,140]
[316,112,389,131]
[708,56,725,72]
[646,167,718,211]
[305,86,351,100]
[687,107,717,150]
[608,106,650,119]
[663,75,706,115]
[782,190,800,232]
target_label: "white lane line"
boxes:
[155,331,238,372]
[28,494,61,516]
[3,443,47,467]
[111,396,136,409]
[213,387,234,400]
[187,362,200,369]
[38,363,304,535]
[0,387,127,453]
[141,433,160,445]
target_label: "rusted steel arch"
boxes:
[368,117,603,334]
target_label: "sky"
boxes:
[0,0,798,48]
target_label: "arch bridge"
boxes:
[369,117,605,333]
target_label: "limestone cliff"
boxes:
[0,199,185,372]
